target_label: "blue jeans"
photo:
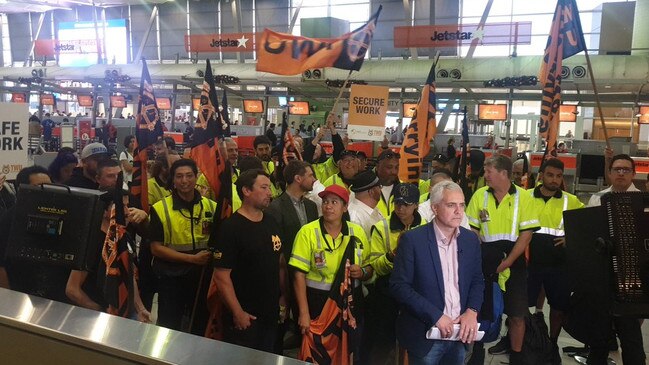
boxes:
[409,341,467,365]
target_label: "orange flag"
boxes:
[398,63,437,184]
[256,6,381,76]
[539,0,585,159]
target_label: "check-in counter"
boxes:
[0,288,307,365]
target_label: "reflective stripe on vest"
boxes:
[532,191,569,237]
[157,197,215,252]
[381,218,390,253]
[482,188,519,243]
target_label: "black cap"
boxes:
[350,170,380,193]
[394,183,419,205]
[377,149,400,162]
[339,150,357,160]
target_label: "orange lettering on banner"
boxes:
[185,33,258,53]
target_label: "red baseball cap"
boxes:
[318,184,349,204]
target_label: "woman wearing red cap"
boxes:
[289,184,371,364]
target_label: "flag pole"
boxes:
[327,70,354,125]
[582,49,611,149]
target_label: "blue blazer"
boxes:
[389,223,484,358]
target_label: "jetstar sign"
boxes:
[185,32,257,53]
[394,22,532,48]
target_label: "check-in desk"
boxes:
[0,288,308,365]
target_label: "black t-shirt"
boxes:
[214,212,281,325]
[67,167,99,190]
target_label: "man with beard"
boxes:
[254,135,282,198]
[213,169,288,353]
[375,149,400,219]
[67,142,109,189]
[526,158,583,363]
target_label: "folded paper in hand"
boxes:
[426,324,484,341]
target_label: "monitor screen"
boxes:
[560,105,577,122]
[579,154,606,181]
[41,94,55,106]
[243,99,264,113]
[57,19,128,67]
[156,97,171,110]
[289,101,310,115]
[77,95,93,107]
[110,95,126,108]
[403,103,417,118]
[639,106,649,124]
[478,104,507,121]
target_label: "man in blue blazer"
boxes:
[390,181,484,365]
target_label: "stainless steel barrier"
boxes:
[0,288,307,365]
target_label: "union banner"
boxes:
[256,6,381,75]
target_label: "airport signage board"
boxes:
[185,33,257,53]
[0,103,30,179]
[560,105,577,122]
[394,22,532,48]
[638,106,649,124]
[41,94,55,106]
[77,95,93,107]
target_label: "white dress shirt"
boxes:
[348,197,383,239]
[587,183,639,207]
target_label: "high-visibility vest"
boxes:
[152,194,217,252]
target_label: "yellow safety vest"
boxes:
[312,156,339,183]
[466,184,540,243]
[527,186,584,236]
[289,218,369,291]
[262,160,282,198]
[148,177,172,206]
[368,213,425,276]
[152,194,217,252]
[323,174,350,191]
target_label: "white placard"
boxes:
[347,124,385,142]
[0,103,30,179]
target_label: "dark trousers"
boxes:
[360,280,399,365]
[156,266,210,336]
[137,241,157,311]
[223,316,278,354]
[587,316,645,365]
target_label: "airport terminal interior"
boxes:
[0,0,649,364]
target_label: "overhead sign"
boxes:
[110,95,126,108]
[347,84,389,141]
[288,101,310,115]
[403,103,417,118]
[478,104,508,121]
[243,100,264,113]
[41,94,55,106]
[638,106,649,124]
[77,95,93,107]
[559,104,577,122]
[394,22,532,48]
[185,32,257,53]
[11,93,26,103]
[156,98,171,110]
[0,103,30,179]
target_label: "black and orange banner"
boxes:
[300,235,360,364]
[539,0,585,159]
[185,32,257,53]
[103,173,136,318]
[197,59,233,340]
[256,6,382,75]
[398,63,437,183]
[131,59,164,213]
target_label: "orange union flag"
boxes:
[256,6,382,75]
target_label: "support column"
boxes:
[632,0,649,54]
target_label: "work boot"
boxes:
[509,350,524,365]
[488,334,511,355]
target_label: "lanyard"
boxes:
[179,199,204,223]
[319,218,342,252]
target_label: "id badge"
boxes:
[201,220,211,235]
[314,250,327,270]
[479,209,490,223]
